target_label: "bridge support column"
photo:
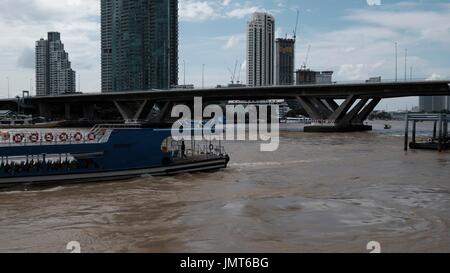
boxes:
[82,104,95,121]
[353,98,382,124]
[146,101,172,124]
[64,104,71,120]
[38,103,51,118]
[325,99,339,111]
[301,96,381,132]
[142,101,176,125]
[296,96,329,120]
[113,100,150,123]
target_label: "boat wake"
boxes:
[0,186,66,195]
[229,159,338,168]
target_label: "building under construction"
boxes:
[295,69,334,85]
[275,38,295,86]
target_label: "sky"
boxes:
[0,0,449,110]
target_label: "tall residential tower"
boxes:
[101,0,179,93]
[246,12,275,87]
[35,32,76,96]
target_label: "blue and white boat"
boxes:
[0,124,230,187]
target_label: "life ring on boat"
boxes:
[87,133,96,141]
[1,132,10,141]
[45,133,54,142]
[29,133,39,143]
[73,132,83,142]
[59,132,69,142]
[13,133,23,143]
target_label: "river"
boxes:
[0,120,449,253]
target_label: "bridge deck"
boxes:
[1,80,449,104]
[0,80,448,132]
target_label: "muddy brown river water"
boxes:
[0,121,449,252]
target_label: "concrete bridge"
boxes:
[0,80,449,132]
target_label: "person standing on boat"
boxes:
[181,140,187,159]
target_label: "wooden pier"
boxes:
[404,113,449,152]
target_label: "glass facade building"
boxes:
[101,0,178,93]
[419,96,449,112]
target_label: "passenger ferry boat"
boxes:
[0,124,230,187]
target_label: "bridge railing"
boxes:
[171,77,450,90]
[1,77,449,100]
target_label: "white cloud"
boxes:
[296,4,450,84]
[0,0,100,95]
[224,35,241,49]
[179,1,217,22]
[222,0,231,6]
[226,6,262,19]
[17,47,35,69]
[179,0,262,21]
[337,64,366,80]
[241,60,247,72]
[426,73,442,81]
[366,0,382,6]
[345,9,450,45]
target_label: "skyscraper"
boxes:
[35,32,76,96]
[247,12,275,87]
[101,0,179,93]
[419,96,432,112]
[419,96,448,112]
[275,38,295,85]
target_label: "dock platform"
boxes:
[404,113,449,152]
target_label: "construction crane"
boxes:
[293,9,300,41]
[227,60,240,84]
[227,67,235,84]
[301,45,311,70]
[236,61,242,84]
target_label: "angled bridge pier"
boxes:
[296,96,382,132]
[113,100,174,125]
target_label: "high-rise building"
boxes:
[419,96,432,112]
[247,12,275,87]
[275,38,295,85]
[432,96,446,111]
[101,0,179,93]
[35,32,76,96]
[35,39,49,96]
[419,96,448,112]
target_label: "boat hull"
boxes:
[0,156,229,188]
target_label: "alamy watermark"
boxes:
[66,241,81,253]
[367,241,381,253]
[171,97,280,152]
